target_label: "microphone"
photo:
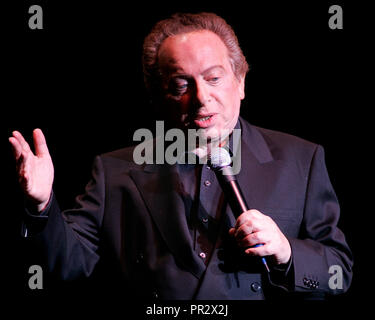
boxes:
[209,147,270,272]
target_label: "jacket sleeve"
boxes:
[288,145,353,295]
[21,155,106,281]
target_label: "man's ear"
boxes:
[238,75,245,100]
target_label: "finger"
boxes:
[235,218,265,241]
[245,243,270,257]
[33,128,50,157]
[234,209,261,229]
[9,136,22,160]
[238,231,263,248]
[234,222,254,240]
[12,131,32,153]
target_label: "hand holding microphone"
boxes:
[209,148,291,271]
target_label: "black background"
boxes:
[1,0,371,315]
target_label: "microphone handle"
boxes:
[227,180,248,216]
[214,170,248,218]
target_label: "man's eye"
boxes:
[170,80,189,94]
[208,77,220,83]
[176,83,188,90]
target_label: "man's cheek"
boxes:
[178,95,191,113]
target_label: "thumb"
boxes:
[33,128,50,157]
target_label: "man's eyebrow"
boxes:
[162,65,186,77]
[168,65,225,78]
[201,65,225,74]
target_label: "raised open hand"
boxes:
[9,129,54,212]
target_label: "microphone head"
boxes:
[209,147,232,169]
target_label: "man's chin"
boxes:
[195,127,232,145]
[165,121,232,146]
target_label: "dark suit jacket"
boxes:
[24,117,353,300]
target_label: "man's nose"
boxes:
[194,80,211,107]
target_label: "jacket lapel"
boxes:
[236,118,274,210]
[129,164,206,279]
[206,118,275,243]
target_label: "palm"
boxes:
[9,129,54,208]
[21,150,54,203]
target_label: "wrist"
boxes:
[277,238,292,265]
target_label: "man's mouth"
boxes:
[197,115,212,122]
[193,114,216,128]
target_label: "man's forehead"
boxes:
[158,30,230,75]
[159,30,227,56]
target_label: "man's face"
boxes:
[158,30,245,143]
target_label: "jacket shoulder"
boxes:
[97,145,142,172]
[101,146,136,162]
[257,126,317,149]
[242,120,320,162]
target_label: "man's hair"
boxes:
[142,12,249,94]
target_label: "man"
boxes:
[9,12,352,300]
